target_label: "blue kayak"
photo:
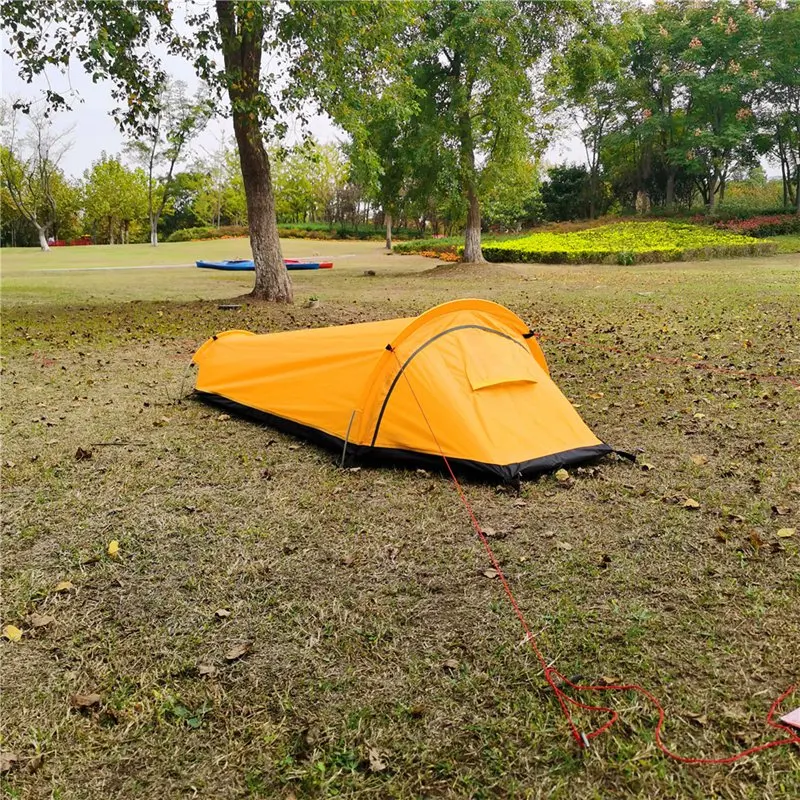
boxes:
[196,259,333,271]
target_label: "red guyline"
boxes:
[389,347,800,763]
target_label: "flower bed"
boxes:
[711,214,800,238]
[477,221,775,265]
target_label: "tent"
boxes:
[192,299,612,480]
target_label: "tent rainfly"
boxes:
[192,299,613,481]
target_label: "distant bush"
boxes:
[711,214,800,237]
[167,225,248,242]
[477,222,776,264]
[167,222,430,243]
[394,237,465,255]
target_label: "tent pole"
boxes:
[340,410,357,468]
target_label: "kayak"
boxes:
[196,259,333,271]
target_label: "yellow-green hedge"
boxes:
[474,222,776,264]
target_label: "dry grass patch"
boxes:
[1,249,799,798]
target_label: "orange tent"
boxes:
[192,299,612,480]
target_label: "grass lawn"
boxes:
[2,240,799,798]
[774,233,800,254]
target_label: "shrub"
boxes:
[712,214,800,238]
[167,225,248,242]
[394,237,464,255]
[167,222,431,243]
[475,221,775,264]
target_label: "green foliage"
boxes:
[540,165,592,222]
[82,153,148,244]
[271,140,349,224]
[166,225,249,243]
[479,221,775,264]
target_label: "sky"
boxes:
[1,31,585,180]
[0,40,343,177]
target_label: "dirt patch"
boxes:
[418,261,531,280]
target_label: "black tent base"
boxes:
[194,391,615,483]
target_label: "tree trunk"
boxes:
[463,183,484,263]
[706,173,718,212]
[666,170,676,209]
[36,226,50,252]
[150,218,159,246]
[796,168,800,215]
[458,98,484,263]
[385,211,392,250]
[216,0,292,303]
[233,117,291,302]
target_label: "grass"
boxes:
[2,240,800,798]
[774,233,800,254]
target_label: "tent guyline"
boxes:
[392,347,799,763]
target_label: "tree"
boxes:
[540,164,591,221]
[393,1,584,261]
[0,104,73,250]
[126,80,212,246]
[759,1,800,213]
[83,154,148,244]
[2,1,404,301]
[676,1,763,210]
[552,8,638,218]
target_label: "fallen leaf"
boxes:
[2,625,22,642]
[70,692,102,709]
[27,753,44,773]
[28,613,54,629]
[598,675,621,686]
[288,444,300,451]
[0,752,18,773]
[588,392,604,400]
[512,499,527,507]
[217,414,230,421]
[682,498,701,509]
[347,466,361,472]
[640,462,655,471]
[214,608,231,619]
[53,580,75,593]
[554,468,569,482]
[107,540,120,558]
[415,468,429,477]
[771,505,791,517]
[776,528,796,538]
[749,530,765,550]
[693,412,706,420]
[74,447,93,461]
[341,555,354,566]
[198,663,218,677]
[555,541,573,551]
[442,658,459,672]
[368,748,387,772]
[225,641,253,661]
[687,712,708,727]
[690,454,709,466]
[482,568,499,579]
